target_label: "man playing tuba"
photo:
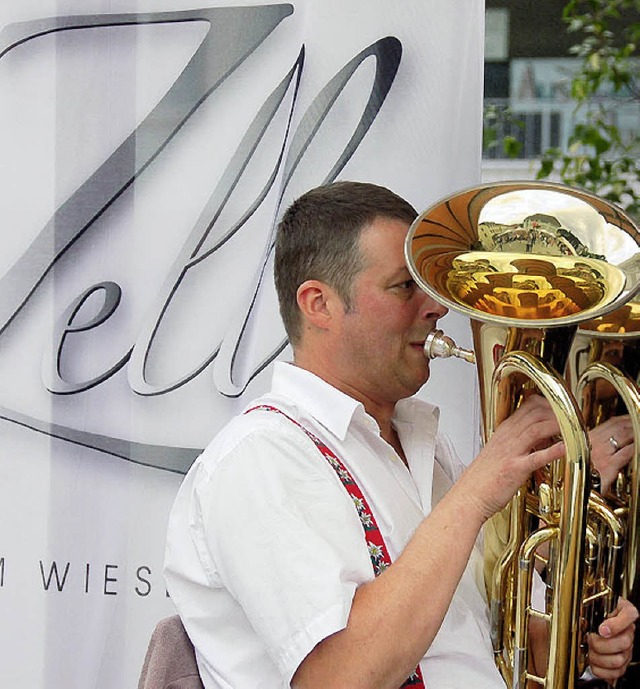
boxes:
[165,182,637,689]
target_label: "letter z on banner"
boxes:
[0,1,484,686]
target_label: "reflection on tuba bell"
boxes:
[404,181,640,688]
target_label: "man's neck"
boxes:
[385,425,408,466]
[291,356,403,461]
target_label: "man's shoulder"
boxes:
[220,397,307,443]
[194,398,319,478]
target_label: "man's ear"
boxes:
[296,280,341,330]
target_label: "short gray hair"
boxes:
[274,181,417,345]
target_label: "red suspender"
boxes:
[246,404,426,688]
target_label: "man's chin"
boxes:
[404,366,431,398]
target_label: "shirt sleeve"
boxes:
[189,413,374,682]
[434,432,467,483]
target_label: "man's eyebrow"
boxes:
[388,267,413,281]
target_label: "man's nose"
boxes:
[418,292,448,320]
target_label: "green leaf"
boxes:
[503,136,522,159]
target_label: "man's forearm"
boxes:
[292,483,486,689]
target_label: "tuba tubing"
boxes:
[576,361,640,602]
[488,351,590,689]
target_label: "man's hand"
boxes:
[588,597,638,683]
[588,415,635,495]
[462,395,565,522]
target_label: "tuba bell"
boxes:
[404,181,640,689]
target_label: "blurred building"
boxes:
[483,0,640,182]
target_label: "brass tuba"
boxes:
[404,181,640,689]
[567,297,640,685]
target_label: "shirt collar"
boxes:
[270,361,440,440]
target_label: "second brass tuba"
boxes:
[404,181,640,688]
[567,297,640,684]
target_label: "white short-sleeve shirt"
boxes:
[164,362,504,688]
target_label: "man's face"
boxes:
[332,216,448,405]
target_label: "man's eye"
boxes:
[397,280,415,290]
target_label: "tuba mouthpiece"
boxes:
[424,329,475,363]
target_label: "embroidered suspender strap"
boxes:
[245,404,425,688]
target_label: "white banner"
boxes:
[0,1,484,686]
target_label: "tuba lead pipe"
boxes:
[423,328,475,363]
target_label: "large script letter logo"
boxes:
[0,6,402,473]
